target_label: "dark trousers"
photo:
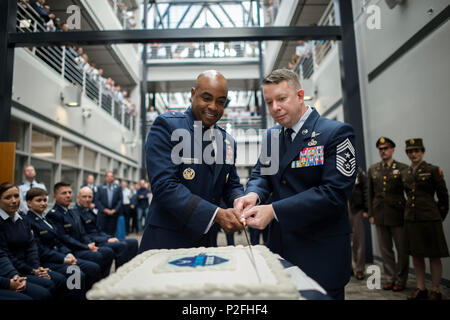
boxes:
[129,207,137,233]
[122,204,131,234]
[98,211,119,236]
[47,258,102,291]
[0,289,33,300]
[326,287,345,300]
[0,281,52,300]
[249,227,269,245]
[43,263,86,300]
[74,247,114,279]
[101,238,138,269]
[27,271,66,299]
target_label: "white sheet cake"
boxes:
[86,245,301,300]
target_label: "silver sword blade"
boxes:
[242,227,262,283]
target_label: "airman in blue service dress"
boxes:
[24,210,102,291]
[47,203,114,279]
[0,210,71,299]
[0,247,52,300]
[245,106,357,300]
[139,108,244,251]
[73,203,138,269]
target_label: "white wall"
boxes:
[80,0,140,83]
[263,0,300,75]
[12,48,139,166]
[310,43,343,115]
[353,0,450,280]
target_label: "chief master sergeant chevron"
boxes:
[139,70,244,252]
[236,69,358,300]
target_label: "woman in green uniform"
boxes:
[402,138,449,300]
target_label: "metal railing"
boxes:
[144,116,262,137]
[108,0,137,29]
[314,1,336,67]
[147,41,260,60]
[293,1,336,81]
[16,3,136,132]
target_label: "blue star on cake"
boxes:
[169,253,229,268]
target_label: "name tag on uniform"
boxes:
[64,223,72,228]
[419,173,431,176]
[39,230,48,235]
[85,219,92,224]
[291,146,324,168]
[181,157,200,164]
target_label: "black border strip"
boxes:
[368,5,450,83]
[12,100,139,165]
[320,98,343,118]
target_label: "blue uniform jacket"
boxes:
[139,107,244,250]
[95,183,123,214]
[0,216,40,275]
[72,204,110,245]
[0,247,19,279]
[46,204,92,251]
[245,108,357,291]
[24,211,72,264]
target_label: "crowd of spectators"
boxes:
[109,0,137,29]
[0,166,143,300]
[17,0,138,118]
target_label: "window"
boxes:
[61,166,79,193]
[123,165,129,180]
[10,118,26,152]
[30,158,53,196]
[99,154,109,174]
[31,128,56,159]
[84,148,97,169]
[14,155,27,186]
[112,159,120,177]
[62,139,79,166]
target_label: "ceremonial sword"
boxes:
[242,225,262,283]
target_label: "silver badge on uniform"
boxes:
[336,138,356,177]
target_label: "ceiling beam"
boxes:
[9,26,342,47]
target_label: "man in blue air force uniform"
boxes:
[73,187,138,269]
[236,69,358,300]
[139,70,244,252]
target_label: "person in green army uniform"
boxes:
[402,138,449,301]
[367,137,409,291]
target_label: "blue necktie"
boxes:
[284,128,294,153]
[107,185,113,208]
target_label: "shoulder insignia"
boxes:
[336,138,356,177]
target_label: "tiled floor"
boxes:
[127,231,450,300]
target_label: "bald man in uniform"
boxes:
[139,70,244,252]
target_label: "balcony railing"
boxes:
[16,3,136,132]
[147,41,260,61]
[108,0,137,29]
[144,116,262,138]
[293,1,336,81]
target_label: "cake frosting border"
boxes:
[86,245,301,300]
